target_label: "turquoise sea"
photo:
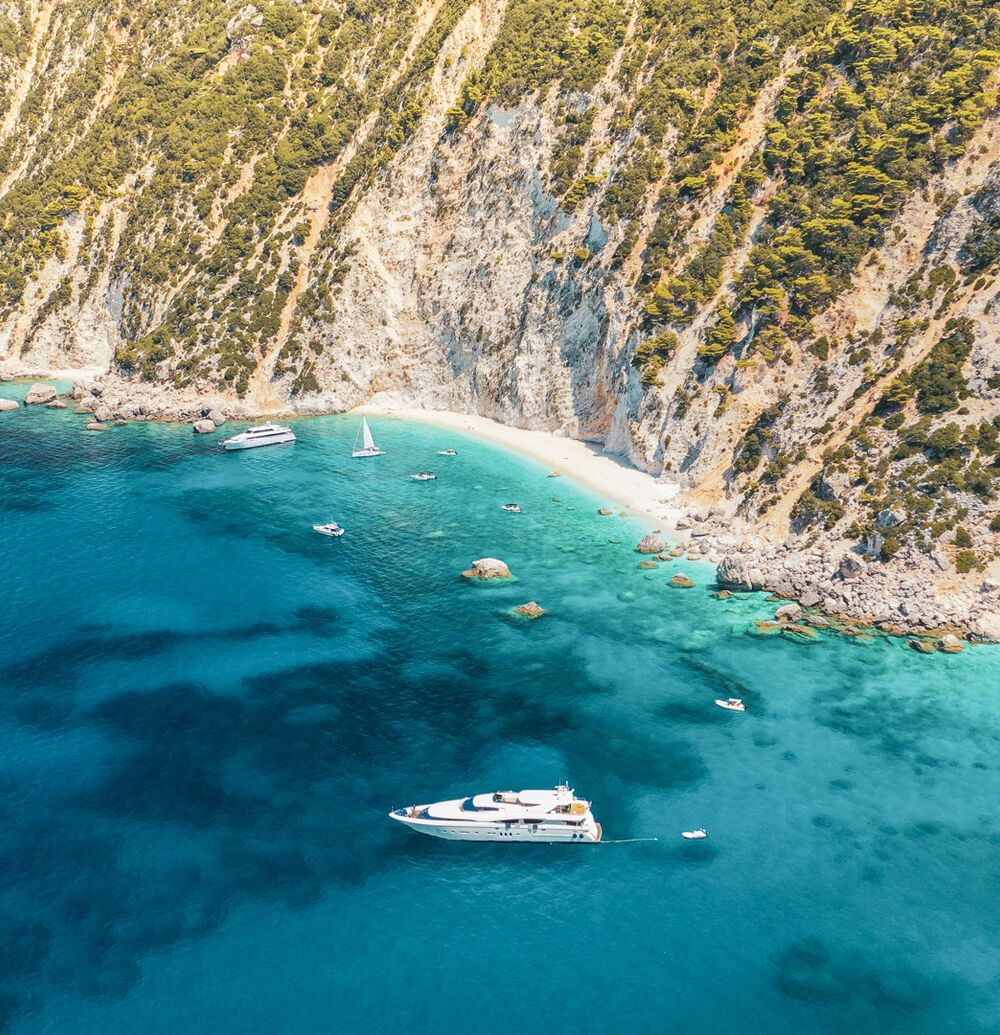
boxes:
[2,384,1000,1034]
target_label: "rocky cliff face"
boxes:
[2,0,1000,596]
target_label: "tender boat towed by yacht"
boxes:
[437,449,458,456]
[222,423,296,450]
[390,784,602,843]
[500,503,522,513]
[411,472,437,481]
[715,697,746,712]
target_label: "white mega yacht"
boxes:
[390,784,602,843]
[222,423,296,450]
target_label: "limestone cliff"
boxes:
[2,0,1000,596]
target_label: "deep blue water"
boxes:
[2,387,1000,1034]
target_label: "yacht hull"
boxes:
[390,813,602,843]
[223,435,296,450]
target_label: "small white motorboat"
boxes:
[715,697,746,712]
[681,828,708,840]
[437,449,458,456]
[500,503,522,513]
[411,472,437,481]
[313,522,344,538]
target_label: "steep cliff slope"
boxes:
[2,0,1000,590]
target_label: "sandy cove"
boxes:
[3,370,998,642]
[353,402,687,530]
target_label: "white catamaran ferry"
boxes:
[390,784,602,843]
[222,423,296,450]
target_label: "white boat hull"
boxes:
[224,433,296,450]
[351,448,384,458]
[390,812,602,843]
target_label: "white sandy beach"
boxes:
[353,402,686,530]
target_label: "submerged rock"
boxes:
[639,560,658,569]
[85,422,110,431]
[713,590,733,599]
[751,620,783,637]
[908,639,937,654]
[636,532,666,554]
[462,558,511,580]
[781,624,818,640]
[514,601,545,619]
[46,399,67,409]
[670,573,695,588]
[24,383,57,405]
[598,508,613,516]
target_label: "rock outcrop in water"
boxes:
[462,558,511,580]
[23,384,57,405]
[636,533,666,555]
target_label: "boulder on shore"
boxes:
[838,553,866,581]
[716,553,766,591]
[799,589,822,608]
[208,409,227,426]
[462,558,511,580]
[636,532,666,554]
[939,633,965,653]
[515,601,545,619]
[193,418,216,434]
[0,398,19,412]
[86,422,110,431]
[46,400,67,409]
[24,383,57,405]
[775,603,802,622]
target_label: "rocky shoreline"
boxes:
[2,370,997,643]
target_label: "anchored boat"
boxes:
[222,423,296,450]
[715,697,746,712]
[390,784,602,843]
[352,417,384,458]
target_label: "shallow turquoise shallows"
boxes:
[2,390,1000,1035]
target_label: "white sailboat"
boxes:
[352,417,384,458]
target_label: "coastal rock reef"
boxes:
[2,0,1000,631]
